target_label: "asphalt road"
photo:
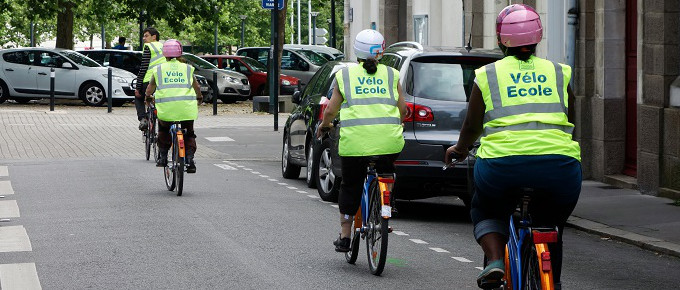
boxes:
[0,103,679,289]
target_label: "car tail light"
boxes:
[532,231,558,244]
[318,98,329,120]
[404,101,433,122]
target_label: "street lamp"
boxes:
[138,10,146,51]
[310,12,319,45]
[214,5,219,55]
[240,15,247,49]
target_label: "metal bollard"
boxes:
[49,68,55,111]
[107,67,112,113]
[212,71,218,115]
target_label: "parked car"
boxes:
[78,49,211,101]
[281,43,503,207]
[201,55,300,97]
[0,48,136,106]
[284,44,344,61]
[236,47,324,88]
[182,52,250,103]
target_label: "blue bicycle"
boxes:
[344,157,395,276]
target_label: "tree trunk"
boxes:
[55,0,74,49]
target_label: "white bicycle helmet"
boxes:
[354,29,385,60]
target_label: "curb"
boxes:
[566,216,680,259]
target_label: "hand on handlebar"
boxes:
[316,124,332,139]
[443,145,469,170]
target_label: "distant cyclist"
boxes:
[145,39,202,173]
[444,4,581,289]
[317,29,407,252]
[135,27,166,131]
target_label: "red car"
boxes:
[201,55,300,97]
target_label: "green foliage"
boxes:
[1,0,344,52]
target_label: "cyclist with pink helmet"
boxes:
[445,4,581,289]
[145,39,203,173]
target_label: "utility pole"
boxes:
[214,6,219,55]
[330,0,336,48]
[297,0,301,44]
[311,12,319,45]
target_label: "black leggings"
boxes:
[338,153,399,215]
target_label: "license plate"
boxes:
[242,85,250,90]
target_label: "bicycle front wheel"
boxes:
[164,147,176,191]
[522,242,554,290]
[366,179,388,275]
[176,156,184,196]
[145,130,151,160]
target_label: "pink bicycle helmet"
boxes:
[162,39,183,58]
[496,4,543,48]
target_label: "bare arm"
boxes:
[397,82,407,121]
[445,83,485,163]
[320,85,344,128]
[192,76,203,103]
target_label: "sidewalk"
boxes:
[567,180,680,258]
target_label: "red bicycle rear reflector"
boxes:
[541,251,552,272]
[533,231,558,244]
[383,191,390,206]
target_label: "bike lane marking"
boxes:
[409,239,429,244]
[0,263,42,290]
[0,166,8,177]
[0,226,32,252]
[205,136,234,142]
[0,181,14,195]
[392,231,409,236]
[430,248,450,253]
[213,164,237,170]
[452,257,473,263]
[0,200,20,218]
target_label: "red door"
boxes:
[623,0,637,177]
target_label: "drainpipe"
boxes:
[566,0,579,84]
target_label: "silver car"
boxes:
[0,48,136,106]
[182,53,250,103]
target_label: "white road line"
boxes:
[319,200,331,204]
[475,267,484,270]
[0,200,20,218]
[243,168,252,171]
[259,175,269,178]
[0,181,14,195]
[0,166,7,177]
[331,204,339,208]
[268,179,278,182]
[430,248,450,253]
[409,239,428,244]
[252,172,261,174]
[277,183,288,186]
[0,226,32,252]
[287,186,297,190]
[392,231,409,236]
[205,136,234,142]
[0,263,42,290]
[452,257,473,263]
[213,164,237,170]
[7,124,35,126]
[236,165,244,168]
[296,191,307,194]
[307,195,320,199]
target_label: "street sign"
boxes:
[314,28,328,45]
[261,0,284,10]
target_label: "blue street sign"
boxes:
[261,0,284,10]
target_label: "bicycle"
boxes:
[446,148,558,290]
[164,122,186,196]
[344,156,395,276]
[144,102,158,162]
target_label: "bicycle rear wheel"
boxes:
[150,115,158,163]
[164,146,176,191]
[522,242,553,290]
[366,179,388,275]
[345,209,361,264]
[145,129,151,161]
[176,156,184,196]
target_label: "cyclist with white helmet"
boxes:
[444,4,581,289]
[317,29,407,252]
[145,39,203,173]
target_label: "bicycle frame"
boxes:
[360,169,393,227]
[170,123,186,159]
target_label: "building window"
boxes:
[414,15,428,45]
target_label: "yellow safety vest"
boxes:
[335,64,404,157]
[143,41,167,83]
[475,55,581,161]
[153,60,198,122]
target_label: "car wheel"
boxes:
[306,142,317,188]
[0,80,9,104]
[316,137,340,202]
[203,84,214,103]
[281,133,301,179]
[79,82,106,106]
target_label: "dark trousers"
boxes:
[338,153,399,215]
[471,154,582,283]
[157,120,197,157]
[135,82,151,121]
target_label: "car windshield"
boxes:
[410,60,481,102]
[294,50,327,66]
[61,51,101,67]
[242,57,266,72]
[183,53,217,69]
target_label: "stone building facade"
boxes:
[342,0,680,197]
